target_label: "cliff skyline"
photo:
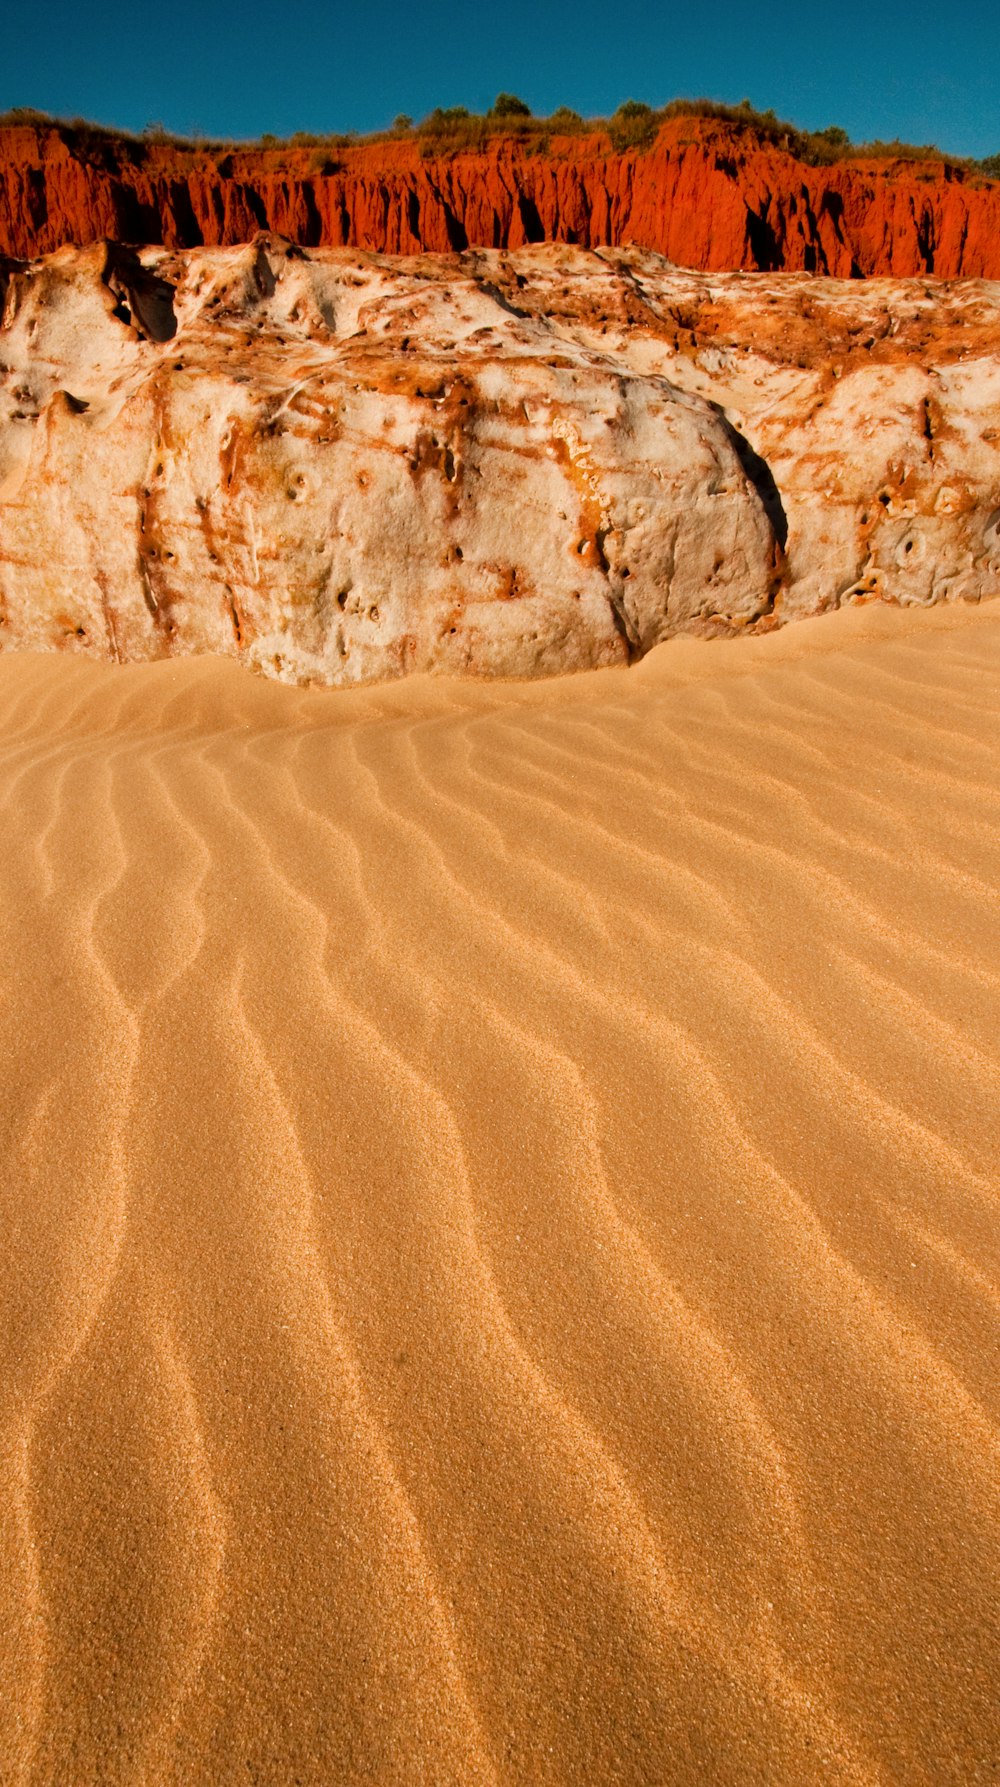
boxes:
[3,109,1000,276]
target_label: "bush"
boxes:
[423,106,471,127]
[608,100,656,152]
[0,106,51,127]
[417,106,491,153]
[309,149,345,175]
[856,137,946,163]
[547,107,585,134]
[0,100,979,177]
[489,92,531,119]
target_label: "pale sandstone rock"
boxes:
[0,238,997,685]
[506,247,1000,622]
[0,239,778,684]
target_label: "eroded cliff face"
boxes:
[3,118,1000,277]
[0,238,997,685]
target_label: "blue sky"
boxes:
[4,0,997,158]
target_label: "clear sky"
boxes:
[4,0,997,159]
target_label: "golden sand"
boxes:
[0,599,998,1784]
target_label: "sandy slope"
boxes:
[0,598,998,1785]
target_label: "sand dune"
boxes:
[0,598,998,1784]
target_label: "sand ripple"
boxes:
[0,600,998,1783]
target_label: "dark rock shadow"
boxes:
[102,243,177,341]
[711,405,788,550]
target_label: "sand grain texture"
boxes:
[0,599,998,1783]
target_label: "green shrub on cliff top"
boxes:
[547,107,585,134]
[489,93,532,119]
[1,100,995,177]
[608,100,657,152]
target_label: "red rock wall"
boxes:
[2,117,999,276]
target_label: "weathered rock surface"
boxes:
[3,117,1000,278]
[499,251,1000,625]
[1,238,998,685]
[0,240,782,682]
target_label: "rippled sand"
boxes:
[0,599,998,1785]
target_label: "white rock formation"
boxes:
[507,249,1000,621]
[1,238,998,684]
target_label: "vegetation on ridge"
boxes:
[0,97,997,179]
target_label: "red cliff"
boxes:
[1,115,999,275]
